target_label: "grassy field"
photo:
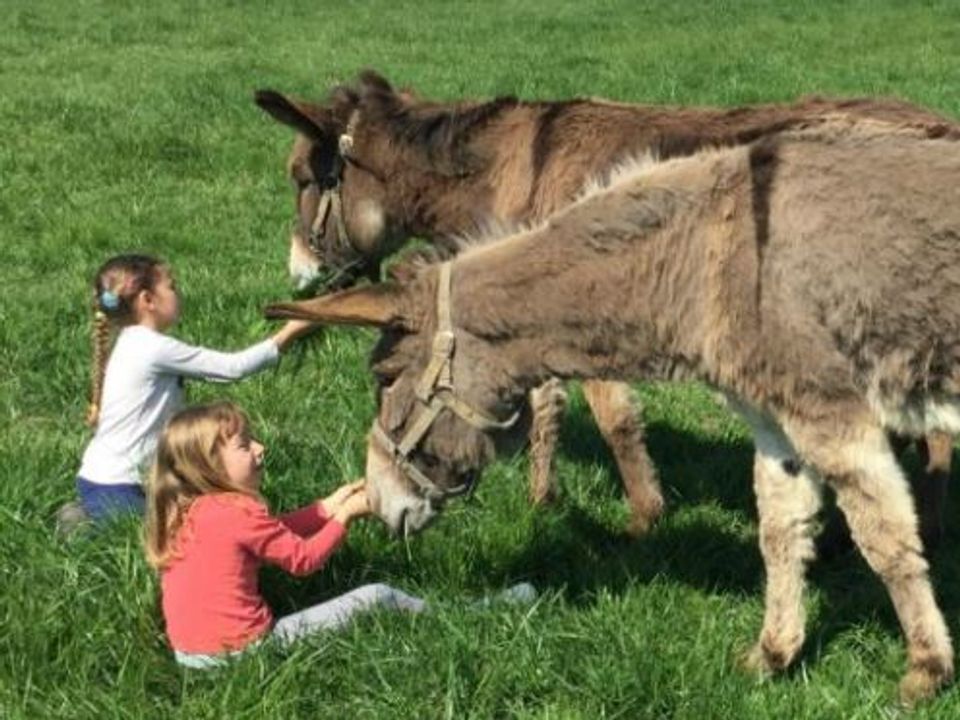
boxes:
[3,0,960,717]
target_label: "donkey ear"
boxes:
[357,69,394,97]
[264,283,413,329]
[396,86,419,105]
[254,90,333,140]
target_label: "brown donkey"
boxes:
[267,121,960,703]
[256,71,956,541]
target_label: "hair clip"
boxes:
[100,289,120,310]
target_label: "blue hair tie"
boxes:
[100,289,120,310]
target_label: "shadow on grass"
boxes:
[800,478,960,668]
[557,410,758,517]
[262,410,960,679]
[499,502,762,601]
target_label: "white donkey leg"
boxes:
[730,400,821,673]
[749,454,822,672]
[786,414,953,705]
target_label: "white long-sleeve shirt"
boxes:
[78,325,279,486]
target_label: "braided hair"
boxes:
[86,254,164,426]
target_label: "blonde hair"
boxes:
[86,254,165,426]
[144,401,258,569]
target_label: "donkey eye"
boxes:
[375,371,398,390]
[417,453,440,471]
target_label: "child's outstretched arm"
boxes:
[280,479,365,536]
[238,492,368,577]
[150,320,317,382]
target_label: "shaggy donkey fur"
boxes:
[257,71,957,540]
[266,120,960,703]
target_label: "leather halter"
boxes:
[371,262,520,500]
[305,112,359,266]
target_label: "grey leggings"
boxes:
[175,583,426,669]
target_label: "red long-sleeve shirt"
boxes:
[161,492,347,654]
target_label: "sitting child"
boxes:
[62,253,315,530]
[144,401,426,667]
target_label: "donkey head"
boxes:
[257,71,506,293]
[264,264,529,535]
[255,72,409,292]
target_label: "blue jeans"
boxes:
[76,477,145,521]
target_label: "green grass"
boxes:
[2,0,960,717]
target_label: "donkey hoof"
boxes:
[738,641,790,678]
[899,664,953,707]
[625,516,652,538]
[625,513,656,537]
[625,498,664,537]
[739,644,771,677]
[529,486,557,507]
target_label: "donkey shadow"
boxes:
[556,401,758,518]
[263,398,960,666]
[525,400,960,659]
[496,502,762,599]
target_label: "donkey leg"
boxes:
[744,452,822,674]
[726,402,821,674]
[582,379,663,536]
[527,378,567,506]
[788,419,953,704]
[914,431,952,553]
[818,432,910,561]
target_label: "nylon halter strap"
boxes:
[308,111,359,259]
[372,262,521,500]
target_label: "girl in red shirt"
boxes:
[144,401,425,668]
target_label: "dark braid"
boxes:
[85,254,164,427]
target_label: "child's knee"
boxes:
[354,583,393,603]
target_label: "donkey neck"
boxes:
[378,103,550,246]
[398,170,500,246]
[444,147,757,389]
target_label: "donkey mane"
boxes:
[445,151,663,256]
[449,112,960,262]
[329,70,960,186]
[329,70,522,177]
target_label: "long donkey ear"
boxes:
[357,69,394,97]
[264,284,413,329]
[254,90,333,140]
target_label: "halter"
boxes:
[372,261,521,500]
[306,112,360,266]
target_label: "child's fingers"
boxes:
[337,480,365,497]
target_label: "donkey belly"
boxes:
[870,393,960,438]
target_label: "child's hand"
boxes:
[272,319,320,352]
[284,319,320,337]
[333,488,371,526]
[321,479,365,514]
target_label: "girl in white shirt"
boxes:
[68,253,314,525]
